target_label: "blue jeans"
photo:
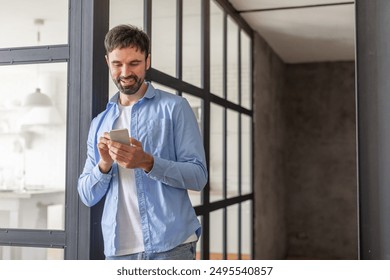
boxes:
[106,241,197,260]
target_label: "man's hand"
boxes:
[108,137,154,172]
[97,132,114,173]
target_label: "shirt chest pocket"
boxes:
[147,119,172,157]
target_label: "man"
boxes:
[77,24,208,260]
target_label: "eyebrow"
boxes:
[111,59,143,64]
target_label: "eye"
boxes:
[130,61,140,66]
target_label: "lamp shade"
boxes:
[24,88,52,107]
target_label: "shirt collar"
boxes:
[143,82,156,100]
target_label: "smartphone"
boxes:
[109,128,130,145]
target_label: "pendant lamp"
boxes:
[24,88,52,107]
[23,19,54,108]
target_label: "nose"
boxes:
[121,64,133,77]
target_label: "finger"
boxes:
[109,143,132,158]
[109,149,130,166]
[130,137,142,147]
[99,132,111,144]
[97,142,109,150]
[109,141,129,150]
[108,144,120,154]
[115,154,129,165]
[98,138,110,150]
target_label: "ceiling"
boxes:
[0,0,355,65]
[228,0,355,63]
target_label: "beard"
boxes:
[114,74,144,95]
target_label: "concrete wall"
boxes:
[283,62,358,259]
[253,32,358,259]
[253,33,287,259]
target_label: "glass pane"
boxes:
[0,0,68,48]
[183,0,201,87]
[210,209,223,259]
[210,0,224,98]
[241,200,252,260]
[109,0,145,99]
[0,246,63,260]
[0,63,67,230]
[227,109,239,198]
[183,93,203,207]
[227,204,238,259]
[150,82,177,95]
[241,30,252,109]
[241,114,252,195]
[227,16,239,104]
[110,0,144,29]
[152,0,176,77]
[210,103,224,202]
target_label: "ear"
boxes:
[105,54,109,66]
[146,54,151,70]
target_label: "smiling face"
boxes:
[106,46,150,98]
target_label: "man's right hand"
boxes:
[97,132,114,173]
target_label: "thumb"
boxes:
[130,137,142,147]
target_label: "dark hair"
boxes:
[104,24,150,58]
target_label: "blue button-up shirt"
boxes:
[77,83,208,257]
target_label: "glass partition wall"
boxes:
[0,0,253,260]
[0,0,68,259]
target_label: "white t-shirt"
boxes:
[114,103,145,256]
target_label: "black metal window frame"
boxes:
[145,0,254,259]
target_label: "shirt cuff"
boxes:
[145,156,168,182]
[92,164,113,185]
